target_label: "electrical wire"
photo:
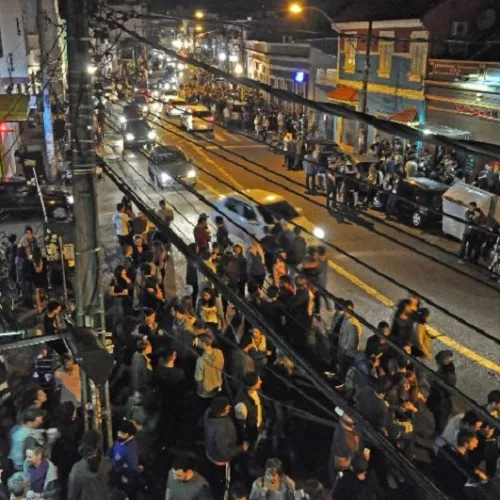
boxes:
[143,95,500,288]
[116,99,500,349]
[101,104,500,433]
[102,160,452,500]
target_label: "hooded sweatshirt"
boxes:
[67,457,113,500]
[195,349,224,398]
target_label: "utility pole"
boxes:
[358,20,372,154]
[224,30,230,72]
[37,0,59,181]
[240,26,247,75]
[66,0,112,446]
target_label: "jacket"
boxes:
[289,235,307,265]
[338,317,362,358]
[249,474,296,500]
[247,251,265,277]
[303,153,317,175]
[67,457,113,500]
[193,224,211,250]
[234,389,260,444]
[195,349,224,397]
[203,410,240,463]
[23,458,60,500]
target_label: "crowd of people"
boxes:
[0,184,499,500]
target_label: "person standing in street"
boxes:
[112,203,132,248]
[165,456,213,500]
[303,150,317,194]
[194,334,225,401]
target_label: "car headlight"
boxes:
[67,195,74,204]
[119,116,126,123]
[142,104,148,112]
[161,173,171,182]
[187,169,196,178]
[313,227,325,240]
[126,133,135,141]
[148,131,156,140]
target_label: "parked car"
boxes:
[122,119,156,150]
[373,177,448,228]
[166,98,188,117]
[181,105,215,134]
[210,189,324,244]
[0,178,73,220]
[147,145,196,188]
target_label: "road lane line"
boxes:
[174,147,500,376]
[196,178,221,197]
[216,128,242,143]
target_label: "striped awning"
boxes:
[0,95,30,122]
[389,106,418,123]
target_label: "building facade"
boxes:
[245,40,337,136]
[330,0,500,151]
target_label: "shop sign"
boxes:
[454,104,498,119]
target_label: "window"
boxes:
[451,21,468,37]
[408,31,428,82]
[224,197,241,214]
[343,32,357,73]
[242,204,257,221]
[377,31,394,78]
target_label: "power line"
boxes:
[112,98,500,350]
[143,95,500,288]
[102,159,451,500]
[101,105,500,433]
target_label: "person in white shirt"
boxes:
[112,203,132,247]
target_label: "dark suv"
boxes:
[373,177,448,228]
[0,178,73,220]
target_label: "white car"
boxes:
[166,98,188,116]
[181,105,215,134]
[210,189,325,245]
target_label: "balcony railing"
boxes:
[427,59,500,85]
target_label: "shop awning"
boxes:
[327,86,358,103]
[389,106,418,123]
[0,95,30,122]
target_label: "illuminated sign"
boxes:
[455,104,498,119]
[294,71,306,83]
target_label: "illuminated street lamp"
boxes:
[86,64,97,75]
[194,10,204,19]
[288,3,335,29]
[195,25,203,32]
[234,63,243,75]
[219,52,227,61]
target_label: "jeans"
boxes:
[306,174,317,192]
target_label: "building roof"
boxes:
[334,0,445,23]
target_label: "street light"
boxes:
[195,25,203,32]
[234,63,243,75]
[194,10,204,19]
[288,2,335,29]
[219,52,227,61]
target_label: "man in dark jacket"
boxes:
[68,430,113,500]
[288,227,307,266]
[204,396,247,498]
[215,216,232,252]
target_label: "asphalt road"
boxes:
[96,92,500,408]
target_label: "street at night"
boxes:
[2,0,500,499]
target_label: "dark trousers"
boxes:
[118,234,133,247]
[306,174,316,193]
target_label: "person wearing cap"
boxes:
[331,454,384,499]
[234,372,264,449]
[165,456,212,500]
[328,408,364,484]
[193,214,211,256]
[204,396,248,498]
[68,430,113,500]
[249,458,296,500]
[108,420,142,499]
